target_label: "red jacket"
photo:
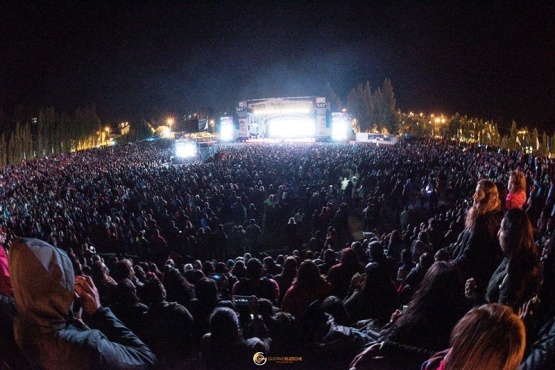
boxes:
[506,190,526,210]
[281,281,333,319]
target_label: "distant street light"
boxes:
[167,118,174,131]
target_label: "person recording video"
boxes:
[9,238,157,369]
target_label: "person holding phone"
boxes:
[232,258,280,305]
[200,298,271,369]
[9,238,157,369]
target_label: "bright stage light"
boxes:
[219,116,235,142]
[220,123,234,142]
[267,117,315,138]
[254,107,311,115]
[160,126,172,138]
[331,122,349,141]
[175,141,197,158]
[331,112,351,141]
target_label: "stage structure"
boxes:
[235,97,331,141]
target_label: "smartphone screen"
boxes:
[210,273,223,281]
[233,295,251,307]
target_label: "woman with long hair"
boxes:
[326,247,364,299]
[350,261,470,369]
[464,179,501,231]
[281,260,333,319]
[381,262,469,350]
[451,179,504,296]
[506,170,527,210]
[466,208,542,312]
[90,260,118,307]
[200,305,271,370]
[162,267,195,310]
[110,278,149,337]
[190,277,221,344]
[386,230,404,262]
[519,229,555,369]
[422,304,526,370]
[274,256,298,306]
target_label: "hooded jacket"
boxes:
[10,238,157,369]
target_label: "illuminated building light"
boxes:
[175,141,197,158]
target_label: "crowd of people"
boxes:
[0,137,554,369]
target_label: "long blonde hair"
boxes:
[465,179,500,229]
[446,303,525,370]
[508,170,526,193]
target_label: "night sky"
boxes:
[1,1,554,133]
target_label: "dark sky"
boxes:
[1,1,554,133]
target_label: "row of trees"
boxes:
[326,79,553,156]
[0,106,102,166]
[325,78,398,134]
[401,111,555,155]
[0,107,154,167]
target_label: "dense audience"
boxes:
[0,138,554,369]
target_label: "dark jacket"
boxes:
[451,211,503,290]
[10,238,157,370]
[520,315,555,370]
[110,301,149,338]
[141,301,194,361]
[486,256,541,313]
[200,316,271,370]
[0,292,29,369]
[344,266,399,326]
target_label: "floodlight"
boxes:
[220,122,234,142]
[331,121,349,141]
[175,141,197,158]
